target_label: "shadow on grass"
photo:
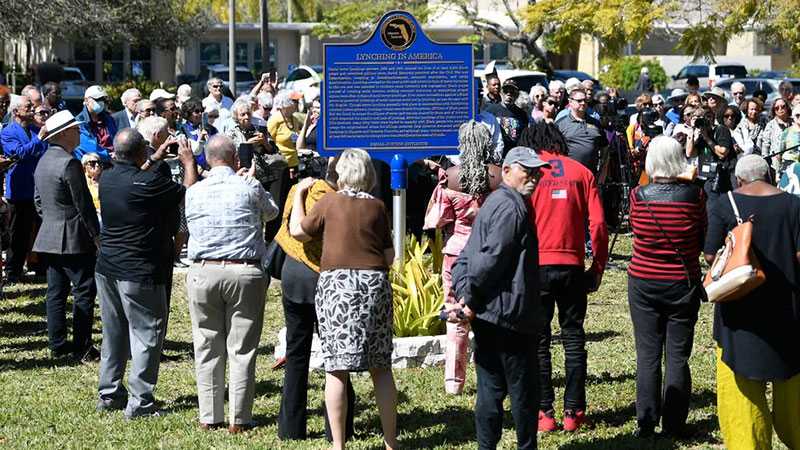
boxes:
[0,355,79,371]
[0,319,46,337]
[550,330,622,344]
[162,339,193,360]
[392,405,475,448]
[0,295,47,314]
[558,415,720,450]
[0,338,49,352]
[552,371,636,389]
[589,388,718,429]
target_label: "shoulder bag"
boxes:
[702,191,766,303]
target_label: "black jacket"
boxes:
[451,183,540,334]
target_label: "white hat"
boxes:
[149,88,175,101]
[84,85,108,100]
[668,88,687,101]
[704,86,727,101]
[176,84,192,103]
[44,110,82,141]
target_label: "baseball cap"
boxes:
[501,79,520,93]
[84,85,108,100]
[503,146,550,169]
[668,88,687,101]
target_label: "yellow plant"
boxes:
[391,231,445,337]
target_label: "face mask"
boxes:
[90,100,105,114]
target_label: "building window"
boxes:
[130,44,151,79]
[235,43,249,66]
[200,42,223,70]
[74,42,96,82]
[102,45,124,82]
[489,43,508,63]
[254,42,276,72]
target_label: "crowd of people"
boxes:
[0,68,799,450]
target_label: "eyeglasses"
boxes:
[775,104,788,110]
[545,99,557,106]
[724,114,737,119]
[653,102,664,106]
[192,109,203,114]
[35,110,52,117]
[143,108,155,113]
[732,91,745,96]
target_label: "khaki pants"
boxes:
[186,262,268,425]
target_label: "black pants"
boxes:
[44,253,97,353]
[6,199,36,277]
[473,319,539,450]
[538,265,588,411]
[627,275,700,432]
[278,258,354,441]
[264,168,296,242]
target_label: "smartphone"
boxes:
[201,112,209,131]
[238,143,254,168]
[269,69,277,84]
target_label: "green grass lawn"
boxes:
[0,235,764,449]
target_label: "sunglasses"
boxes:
[570,97,587,103]
[211,84,223,89]
[545,99,557,105]
[192,109,203,114]
[724,114,737,118]
[85,161,101,167]
[653,102,664,106]
[775,104,788,110]
[35,110,52,116]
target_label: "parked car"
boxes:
[200,65,257,97]
[61,66,88,100]
[279,65,322,95]
[756,70,788,80]
[551,70,604,93]
[666,63,748,90]
[473,67,549,97]
[715,77,800,109]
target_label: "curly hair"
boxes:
[518,121,570,156]
[180,97,204,121]
[457,120,493,196]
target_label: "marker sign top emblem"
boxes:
[381,15,416,51]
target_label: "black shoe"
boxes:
[96,398,127,412]
[661,425,693,440]
[5,273,21,284]
[51,344,74,361]
[77,346,101,363]
[634,426,656,439]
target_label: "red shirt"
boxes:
[530,151,608,272]
[90,119,113,152]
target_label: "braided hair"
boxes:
[518,121,570,156]
[457,120,493,196]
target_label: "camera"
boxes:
[639,108,663,138]
[693,117,708,128]
[297,153,328,179]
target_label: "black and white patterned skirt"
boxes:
[315,268,393,372]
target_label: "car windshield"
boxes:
[678,66,708,78]
[715,66,747,78]
[216,70,255,82]
[62,70,84,81]
[507,75,548,94]
[286,69,311,82]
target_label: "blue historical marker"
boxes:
[318,10,474,262]
[319,10,474,163]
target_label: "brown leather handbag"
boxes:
[703,191,766,303]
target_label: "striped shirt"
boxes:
[628,183,707,281]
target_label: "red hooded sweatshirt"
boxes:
[529,150,608,273]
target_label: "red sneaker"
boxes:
[563,409,587,432]
[538,410,559,432]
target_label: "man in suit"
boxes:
[112,88,141,131]
[0,94,48,283]
[33,110,101,361]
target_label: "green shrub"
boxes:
[599,56,668,91]
[391,232,445,338]
[788,63,800,78]
[102,80,176,112]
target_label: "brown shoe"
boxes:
[228,423,254,434]
[271,356,287,370]
[199,422,224,430]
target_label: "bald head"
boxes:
[114,128,147,163]
[205,135,237,167]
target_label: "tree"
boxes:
[522,0,669,60]
[1,0,213,50]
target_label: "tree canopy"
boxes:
[2,0,213,49]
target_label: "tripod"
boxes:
[761,143,800,185]
[599,132,637,270]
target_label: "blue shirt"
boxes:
[0,122,47,201]
[666,107,680,125]
[185,166,278,261]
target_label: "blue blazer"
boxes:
[75,107,117,162]
[0,122,48,201]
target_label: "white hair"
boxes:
[9,94,26,112]
[232,97,251,115]
[641,67,649,74]
[645,136,687,179]
[207,77,223,89]
[177,84,192,97]
[565,77,582,93]
[529,85,547,102]
[735,154,769,183]
[730,81,746,93]
[81,153,101,165]
[257,93,273,109]
[335,148,376,192]
[272,90,294,109]
[136,99,153,113]
[652,94,665,104]
[121,88,141,105]
[548,80,565,92]
[793,104,800,117]
[136,116,168,144]
[20,85,40,100]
